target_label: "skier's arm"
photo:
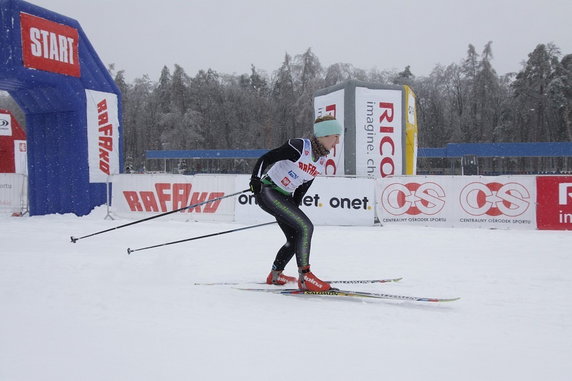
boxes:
[251,139,304,179]
[293,179,314,205]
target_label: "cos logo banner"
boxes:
[459,182,530,217]
[381,182,446,216]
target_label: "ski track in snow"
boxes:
[1,207,571,381]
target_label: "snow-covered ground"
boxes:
[1,207,571,381]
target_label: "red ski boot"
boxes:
[266,270,297,285]
[298,266,331,291]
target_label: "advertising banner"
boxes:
[314,89,345,176]
[86,89,120,183]
[110,174,236,221]
[536,176,572,230]
[20,12,80,77]
[13,140,27,175]
[355,87,403,178]
[234,175,375,226]
[0,173,27,214]
[0,112,11,136]
[376,176,537,229]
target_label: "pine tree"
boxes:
[547,54,572,141]
[292,48,324,137]
[271,53,296,144]
[512,43,560,141]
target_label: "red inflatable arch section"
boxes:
[0,109,27,173]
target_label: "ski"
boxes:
[237,287,460,303]
[194,277,403,286]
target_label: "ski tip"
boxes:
[70,236,78,243]
[423,296,461,302]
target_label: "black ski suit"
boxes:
[251,138,320,270]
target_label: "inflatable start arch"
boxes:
[0,0,122,216]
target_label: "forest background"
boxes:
[1,42,571,174]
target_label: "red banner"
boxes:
[20,12,80,77]
[536,176,572,230]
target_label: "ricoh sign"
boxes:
[314,81,418,178]
[354,88,403,178]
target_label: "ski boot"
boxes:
[266,270,297,285]
[298,266,331,291]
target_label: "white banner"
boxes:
[314,89,345,176]
[234,175,375,226]
[0,112,12,136]
[110,174,236,221]
[86,89,120,183]
[13,140,27,175]
[355,87,403,178]
[0,173,27,214]
[376,175,537,229]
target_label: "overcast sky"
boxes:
[27,0,572,82]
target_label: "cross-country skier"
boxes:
[249,115,342,291]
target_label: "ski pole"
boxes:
[71,189,250,243]
[126,221,277,254]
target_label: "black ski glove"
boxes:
[249,176,262,194]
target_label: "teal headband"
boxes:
[313,119,343,137]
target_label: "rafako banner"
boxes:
[110,174,236,221]
[86,89,120,183]
[376,175,537,229]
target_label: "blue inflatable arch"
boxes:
[0,0,122,216]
